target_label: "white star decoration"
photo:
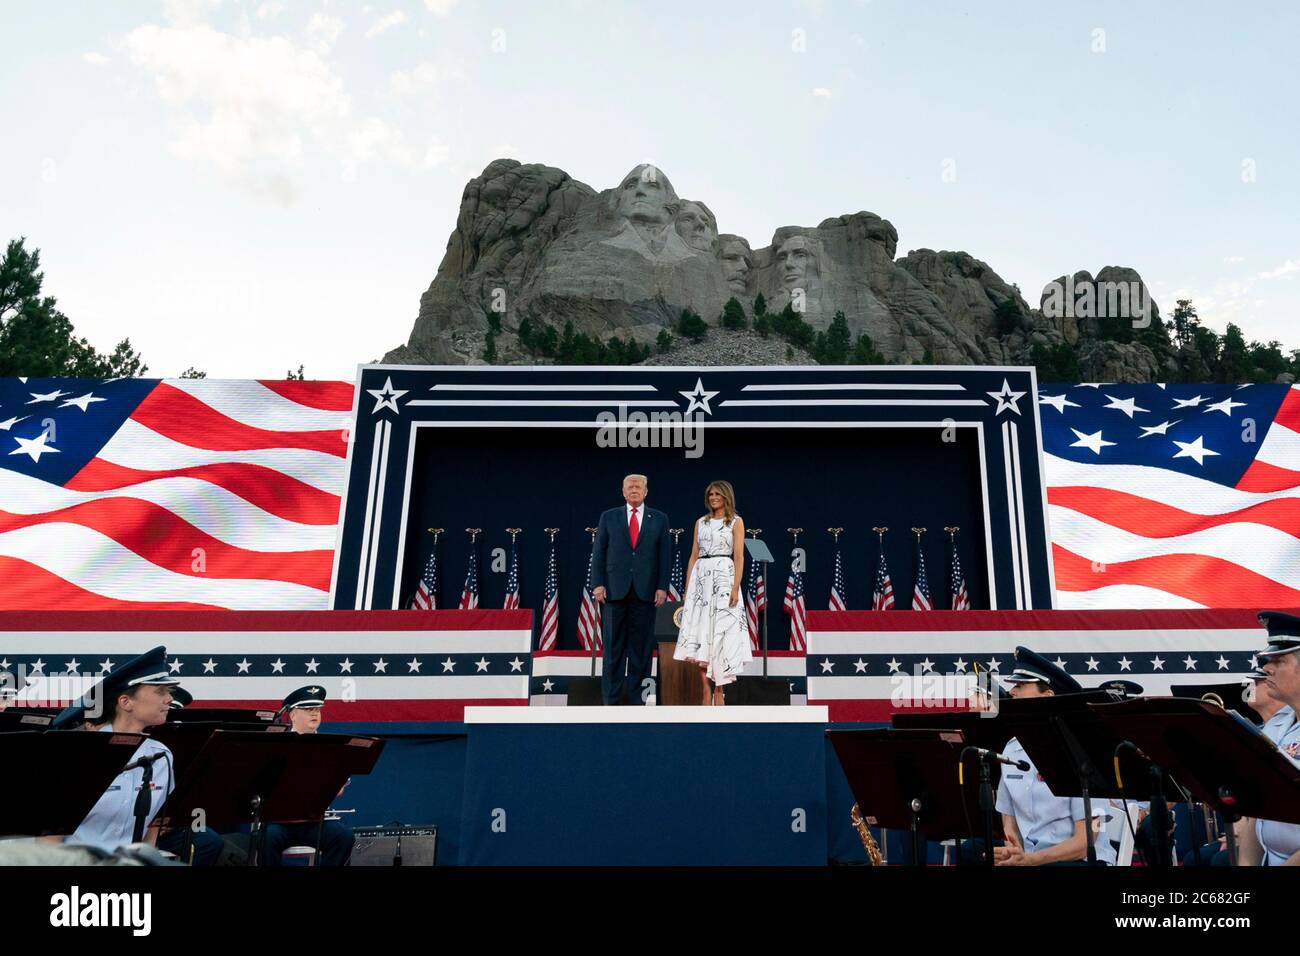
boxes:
[886,658,902,673]
[1183,656,1199,670]
[305,658,320,673]
[65,659,80,673]
[26,389,69,404]
[31,659,45,674]
[1172,435,1219,466]
[509,657,525,672]
[60,393,106,412]
[1085,657,1100,671]
[1070,428,1116,455]
[271,658,286,673]
[1204,397,1247,417]
[1103,395,1150,418]
[541,679,554,692]
[339,658,354,673]
[854,658,868,673]
[100,659,115,673]
[202,659,217,673]
[821,659,834,673]
[407,658,422,673]
[987,379,1026,415]
[1151,656,1165,671]
[1173,395,1207,409]
[1118,657,1132,671]
[475,657,490,672]
[236,658,252,673]
[953,658,967,672]
[1139,420,1179,438]
[373,658,388,673]
[0,415,29,431]
[168,658,183,673]
[678,377,719,416]
[1216,656,1230,670]
[442,658,456,672]
[10,430,60,462]
[1039,394,1081,414]
[367,376,407,415]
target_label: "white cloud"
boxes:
[812,87,833,98]
[305,13,345,54]
[125,21,430,204]
[365,10,407,39]
[256,1,286,18]
[163,0,222,26]
[82,52,111,66]
[390,62,437,96]
[1258,259,1300,280]
[424,139,450,167]
[423,0,461,16]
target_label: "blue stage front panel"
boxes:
[458,720,827,865]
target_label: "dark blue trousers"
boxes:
[601,594,655,705]
[260,820,355,866]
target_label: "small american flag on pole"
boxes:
[459,533,480,610]
[783,544,807,652]
[577,545,602,652]
[872,529,895,611]
[538,540,558,650]
[829,543,848,612]
[911,531,932,611]
[948,530,970,611]
[503,537,521,610]
[745,559,761,651]
[668,542,684,603]
[410,535,439,610]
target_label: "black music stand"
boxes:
[166,707,278,724]
[1090,697,1300,865]
[828,727,998,866]
[0,730,144,837]
[156,731,383,865]
[0,710,56,733]
[149,721,290,780]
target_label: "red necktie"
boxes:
[629,507,640,549]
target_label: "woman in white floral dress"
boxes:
[673,480,750,705]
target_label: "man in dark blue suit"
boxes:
[590,473,672,705]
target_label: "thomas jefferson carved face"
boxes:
[674,201,717,253]
[777,235,819,292]
[612,164,677,227]
[718,236,752,294]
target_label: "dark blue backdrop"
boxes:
[400,425,989,649]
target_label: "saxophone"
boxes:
[849,803,884,866]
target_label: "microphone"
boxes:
[122,751,168,773]
[972,747,1030,771]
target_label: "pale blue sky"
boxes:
[2,0,1297,378]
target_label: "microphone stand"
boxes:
[132,759,154,844]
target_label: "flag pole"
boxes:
[585,526,599,676]
[748,526,766,676]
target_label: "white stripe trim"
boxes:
[465,705,829,724]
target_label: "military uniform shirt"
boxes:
[67,726,175,852]
[995,737,1117,865]
[1257,706,1300,866]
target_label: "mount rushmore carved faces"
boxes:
[718,235,753,296]
[673,200,718,254]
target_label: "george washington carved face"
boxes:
[611,164,677,227]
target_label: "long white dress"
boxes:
[673,516,751,686]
